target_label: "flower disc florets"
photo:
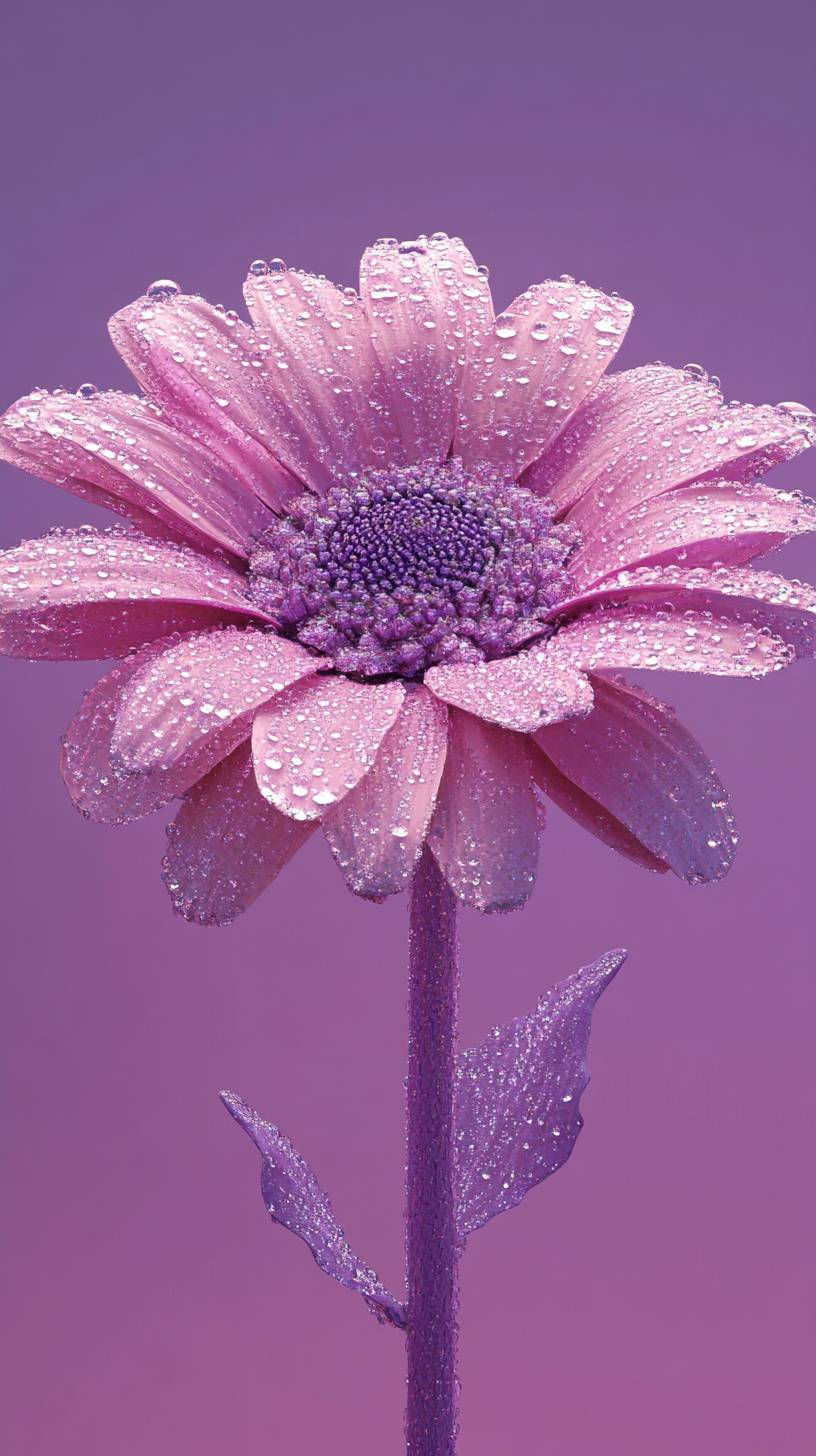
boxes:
[247,460,578,677]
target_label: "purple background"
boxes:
[1,2,814,1451]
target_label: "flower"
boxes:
[1,236,814,923]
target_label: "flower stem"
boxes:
[405,846,460,1456]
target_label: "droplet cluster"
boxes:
[248,459,578,676]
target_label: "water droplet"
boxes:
[146,279,180,301]
[778,401,815,423]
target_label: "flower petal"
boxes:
[111,626,323,771]
[0,389,271,558]
[359,235,490,463]
[427,709,539,912]
[64,629,311,828]
[163,743,314,925]
[455,279,633,477]
[455,949,626,1239]
[549,601,792,678]
[553,564,816,660]
[323,685,448,898]
[533,676,736,882]
[243,265,404,485]
[425,649,593,733]
[0,527,264,660]
[61,636,234,825]
[529,746,669,873]
[569,481,816,589]
[220,1091,405,1326]
[109,291,302,511]
[522,364,724,513]
[252,674,405,821]
[560,374,812,540]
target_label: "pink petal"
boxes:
[425,648,593,733]
[438,237,497,423]
[61,636,235,825]
[455,279,633,477]
[427,709,539,912]
[322,685,448,898]
[530,746,669,873]
[553,564,816,660]
[359,235,492,463]
[252,675,405,821]
[522,364,724,514]
[111,626,323,772]
[0,527,265,660]
[561,377,812,540]
[569,481,816,589]
[0,389,271,558]
[163,744,315,925]
[548,600,790,679]
[109,292,302,511]
[243,266,404,486]
[532,676,736,882]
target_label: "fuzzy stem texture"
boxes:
[405,846,460,1456]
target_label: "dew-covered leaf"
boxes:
[455,949,625,1239]
[221,1092,406,1329]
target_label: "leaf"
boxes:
[454,948,626,1240]
[221,1091,406,1329]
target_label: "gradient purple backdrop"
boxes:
[1,2,814,1452]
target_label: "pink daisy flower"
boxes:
[1,234,814,923]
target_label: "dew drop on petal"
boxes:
[146,279,181,301]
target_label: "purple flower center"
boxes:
[248,460,578,677]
